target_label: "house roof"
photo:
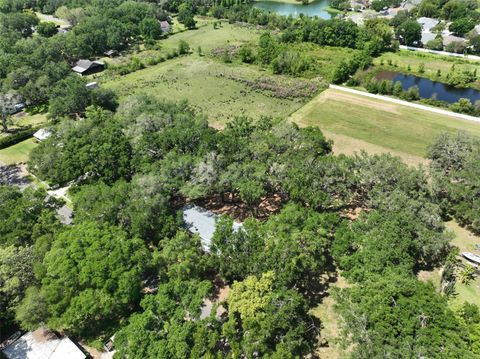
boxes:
[72,59,105,73]
[2,329,86,359]
[421,32,437,44]
[33,128,51,141]
[443,35,467,46]
[160,20,170,28]
[417,17,439,31]
[182,204,242,251]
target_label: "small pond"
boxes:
[376,71,480,104]
[253,0,333,19]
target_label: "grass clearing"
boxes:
[0,138,38,165]
[290,88,480,158]
[310,275,350,359]
[447,221,480,309]
[374,50,480,90]
[103,56,320,126]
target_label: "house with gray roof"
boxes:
[182,204,242,252]
[1,328,86,359]
[417,17,439,32]
[72,59,105,76]
[160,20,171,33]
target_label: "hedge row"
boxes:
[0,126,42,150]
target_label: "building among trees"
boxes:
[72,59,105,76]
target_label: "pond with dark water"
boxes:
[253,0,333,19]
[376,71,480,104]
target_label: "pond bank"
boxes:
[375,71,480,104]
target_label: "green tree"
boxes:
[395,19,422,46]
[48,75,90,118]
[36,21,57,37]
[35,221,148,336]
[224,272,313,357]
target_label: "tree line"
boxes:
[1,94,480,356]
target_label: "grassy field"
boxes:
[374,50,480,90]
[103,55,322,126]
[419,222,480,309]
[290,88,480,159]
[0,138,38,165]
[104,20,261,67]
[446,221,480,309]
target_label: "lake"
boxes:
[376,71,480,104]
[253,0,334,19]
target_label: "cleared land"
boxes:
[447,221,480,309]
[419,221,480,309]
[291,88,480,159]
[103,56,321,126]
[0,138,38,165]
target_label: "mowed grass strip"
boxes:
[103,56,315,126]
[0,138,38,165]
[291,88,480,158]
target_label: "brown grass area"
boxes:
[322,130,428,168]
[311,274,350,359]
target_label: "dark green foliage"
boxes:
[428,132,480,233]
[0,186,60,247]
[48,75,90,118]
[29,108,132,185]
[395,19,422,46]
[26,221,148,336]
[335,272,473,358]
[36,21,57,37]
[212,203,340,290]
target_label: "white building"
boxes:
[182,204,242,252]
[2,328,86,359]
[417,17,439,32]
[33,128,51,141]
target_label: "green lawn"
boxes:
[0,138,38,165]
[1,113,48,139]
[446,221,480,309]
[291,88,480,158]
[374,50,480,90]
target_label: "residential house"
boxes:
[72,59,105,76]
[420,32,437,45]
[182,204,242,252]
[417,17,439,32]
[33,128,51,141]
[1,328,86,359]
[160,20,171,33]
[86,81,99,89]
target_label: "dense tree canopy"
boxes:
[19,221,148,336]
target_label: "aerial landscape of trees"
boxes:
[1,0,480,358]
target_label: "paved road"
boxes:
[329,85,480,124]
[399,46,480,61]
